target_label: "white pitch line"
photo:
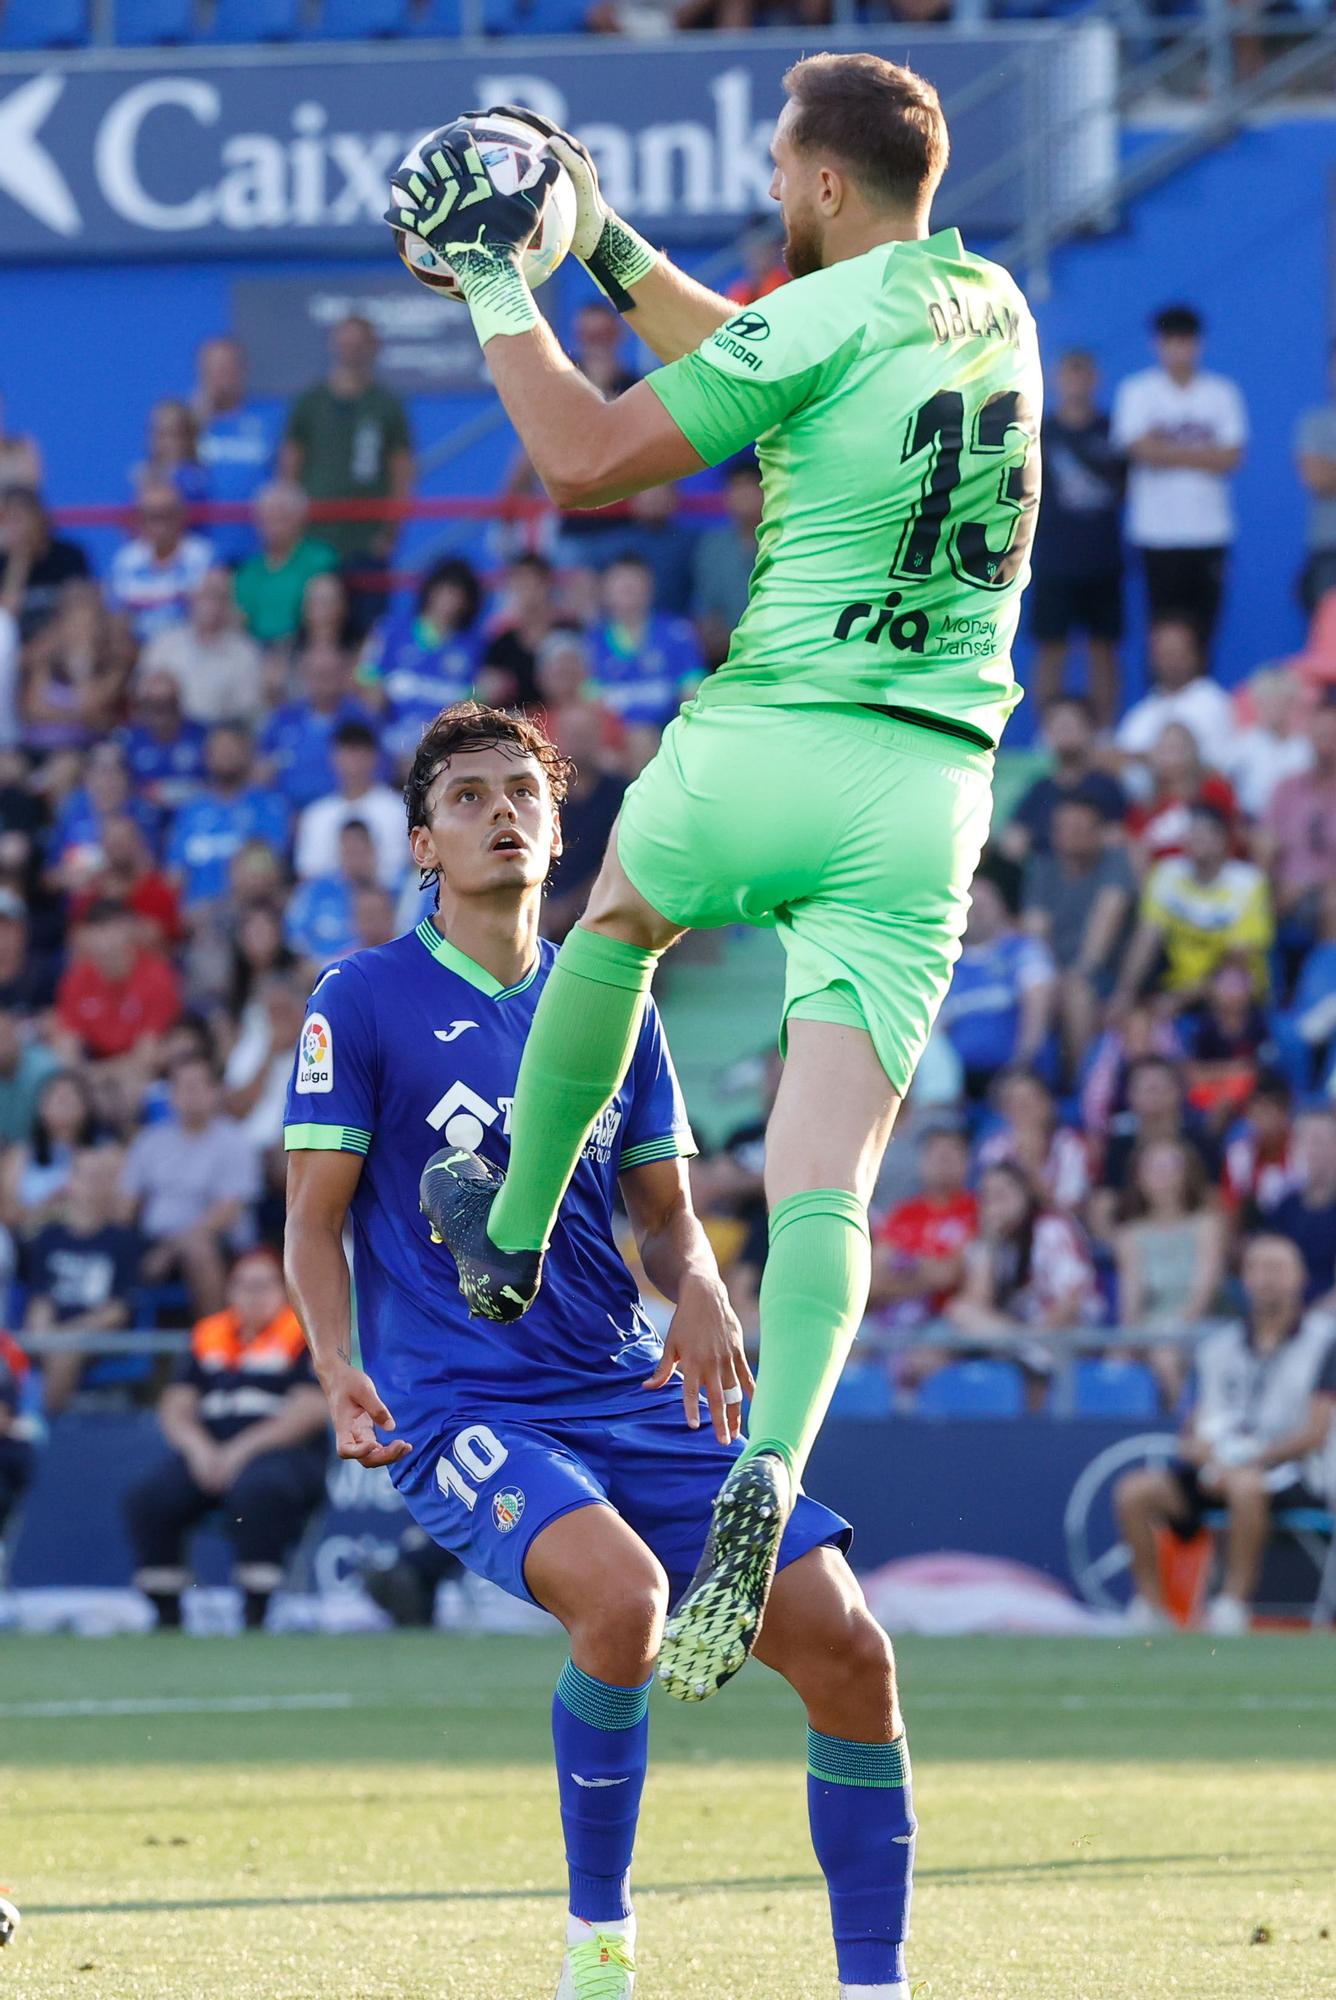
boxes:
[1,1689,1332,1725]
[0,1693,356,1720]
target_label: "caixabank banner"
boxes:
[0,25,1114,260]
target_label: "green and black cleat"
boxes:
[657,1450,793,1703]
[419,1146,544,1323]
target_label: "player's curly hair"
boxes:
[405,700,574,897]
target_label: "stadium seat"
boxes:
[114,0,196,40]
[500,0,593,28]
[81,1352,155,1394]
[1071,1359,1161,1420]
[0,0,88,48]
[203,0,301,40]
[406,0,517,31]
[309,0,412,34]
[829,1362,893,1419]
[914,1360,1026,1419]
[133,1282,193,1329]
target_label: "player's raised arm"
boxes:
[383,124,711,509]
[488,353,706,512]
[479,105,736,364]
[284,1149,410,1468]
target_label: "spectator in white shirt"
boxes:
[293,719,405,888]
[1224,666,1314,819]
[1112,305,1247,648]
[1115,618,1235,772]
[1115,1232,1336,1635]
[140,568,264,727]
[223,973,308,1153]
[109,482,213,644]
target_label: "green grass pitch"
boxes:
[2,1629,1334,1998]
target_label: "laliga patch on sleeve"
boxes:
[295,1011,334,1094]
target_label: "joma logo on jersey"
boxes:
[833,588,929,655]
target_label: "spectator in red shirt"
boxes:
[67,813,183,950]
[1181,957,1273,1127]
[1124,721,1239,871]
[55,900,181,1073]
[977,1066,1093,1214]
[869,1127,977,1329]
[1222,1074,1296,1214]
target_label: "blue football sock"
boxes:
[551,1660,651,1924]
[807,1727,916,1990]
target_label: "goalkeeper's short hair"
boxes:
[783,52,949,211]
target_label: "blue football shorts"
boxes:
[393,1395,852,1608]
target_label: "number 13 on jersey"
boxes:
[893,388,1039,592]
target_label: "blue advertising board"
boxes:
[12,1409,1153,1605]
[0,26,1113,261]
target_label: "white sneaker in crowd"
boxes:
[1203,1594,1251,1636]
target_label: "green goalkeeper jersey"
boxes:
[647,229,1042,748]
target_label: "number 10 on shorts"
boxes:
[435,1424,509,1509]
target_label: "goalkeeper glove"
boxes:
[383,122,558,345]
[479,104,659,313]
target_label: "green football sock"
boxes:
[741,1189,872,1486]
[488,926,659,1254]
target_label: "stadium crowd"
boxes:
[0,2,1073,55]
[7,0,1334,50]
[1,286,1335,1623]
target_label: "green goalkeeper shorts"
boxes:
[616,700,995,1096]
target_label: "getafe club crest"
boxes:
[492,1487,525,1534]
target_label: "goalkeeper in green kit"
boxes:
[390,52,1042,1703]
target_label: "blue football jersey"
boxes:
[283,920,695,1453]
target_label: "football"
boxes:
[0,1890,20,1948]
[389,112,579,303]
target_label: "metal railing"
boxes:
[20,1317,1234,1361]
[981,9,1336,293]
[13,1314,1246,1430]
[851,1315,1236,1416]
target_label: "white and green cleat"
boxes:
[657,1450,793,1702]
[554,1924,636,1999]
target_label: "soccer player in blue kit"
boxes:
[283,702,918,2000]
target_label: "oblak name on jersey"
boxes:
[925,292,1022,348]
[282,924,696,1496]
